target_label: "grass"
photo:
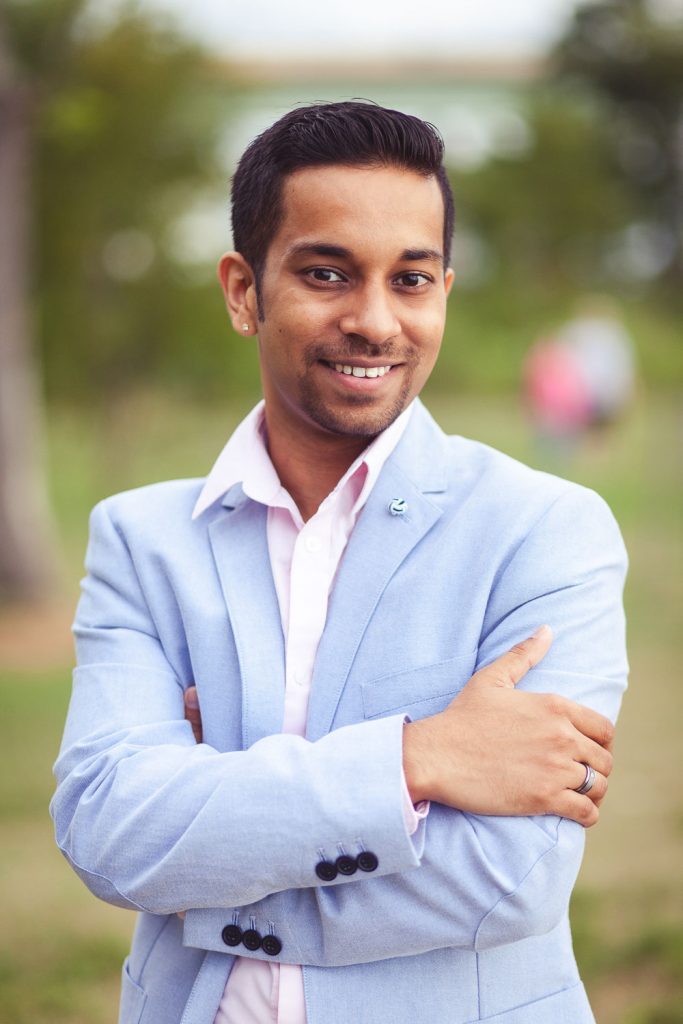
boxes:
[1,388,681,1023]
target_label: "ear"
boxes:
[217,252,258,335]
[444,266,455,297]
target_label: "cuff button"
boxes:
[336,854,358,876]
[262,934,282,956]
[221,924,242,947]
[242,928,263,951]
[315,860,338,882]
[357,851,379,872]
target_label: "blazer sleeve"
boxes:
[182,485,629,965]
[51,498,428,914]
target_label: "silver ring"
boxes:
[575,762,596,795]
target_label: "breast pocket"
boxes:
[361,650,478,721]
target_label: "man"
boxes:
[51,102,627,1024]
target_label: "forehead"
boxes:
[271,164,445,260]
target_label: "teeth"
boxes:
[331,363,392,378]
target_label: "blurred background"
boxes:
[0,0,681,1020]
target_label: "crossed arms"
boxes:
[51,485,627,964]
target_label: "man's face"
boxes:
[253,163,453,442]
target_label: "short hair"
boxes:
[231,100,454,314]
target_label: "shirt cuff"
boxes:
[400,770,430,835]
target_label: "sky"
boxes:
[94,0,590,58]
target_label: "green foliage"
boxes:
[5,0,231,400]
[453,95,633,290]
[554,0,683,289]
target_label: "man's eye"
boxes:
[306,267,346,284]
[396,272,431,288]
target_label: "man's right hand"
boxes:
[402,626,613,828]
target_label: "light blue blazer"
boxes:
[51,401,628,1024]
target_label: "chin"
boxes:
[304,395,410,438]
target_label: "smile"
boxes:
[325,362,393,378]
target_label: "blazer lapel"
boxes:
[207,490,286,749]
[306,405,448,741]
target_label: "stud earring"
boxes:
[241,323,250,333]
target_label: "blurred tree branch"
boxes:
[0,4,59,601]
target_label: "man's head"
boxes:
[231,100,454,314]
[219,101,455,446]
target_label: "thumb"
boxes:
[470,625,553,690]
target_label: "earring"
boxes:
[241,323,250,333]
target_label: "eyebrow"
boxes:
[284,242,444,264]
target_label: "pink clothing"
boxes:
[524,339,592,433]
[191,402,427,1024]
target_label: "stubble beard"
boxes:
[298,343,419,439]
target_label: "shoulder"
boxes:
[407,404,623,552]
[88,479,207,544]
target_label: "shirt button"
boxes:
[304,535,321,553]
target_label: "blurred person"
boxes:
[558,297,636,429]
[51,102,627,1024]
[523,333,593,455]
[524,298,636,457]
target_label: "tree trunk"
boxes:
[0,31,59,601]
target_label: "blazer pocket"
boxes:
[361,650,478,720]
[118,957,147,1024]
[476,982,593,1022]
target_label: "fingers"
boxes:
[557,791,601,828]
[575,736,613,779]
[473,625,553,689]
[564,699,615,750]
[184,686,203,744]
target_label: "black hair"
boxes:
[231,100,454,315]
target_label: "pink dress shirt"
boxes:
[192,401,427,1024]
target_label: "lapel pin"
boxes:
[389,498,407,516]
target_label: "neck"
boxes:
[263,412,372,522]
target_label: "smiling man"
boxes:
[52,102,627,1024]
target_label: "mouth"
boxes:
[321,360,395,379]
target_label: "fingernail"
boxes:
[185,687,199,708]
[532,624,551,639]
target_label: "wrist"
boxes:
[402,718,438,804]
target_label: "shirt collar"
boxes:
[191,400,414,520]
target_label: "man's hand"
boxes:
[403,626,613,827]
[184,686,202,744]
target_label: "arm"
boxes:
[183,486,627,964]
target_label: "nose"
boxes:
[338,282,401,345]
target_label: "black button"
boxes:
[336,854,358,876]
[221,924,242,947]
[242,928,262,951]
[262,934,282,957]
[357,851,379,872]
[315,860,338,882]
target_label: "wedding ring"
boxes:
[574,762,596,795]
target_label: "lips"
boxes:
[329,362,392,378]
